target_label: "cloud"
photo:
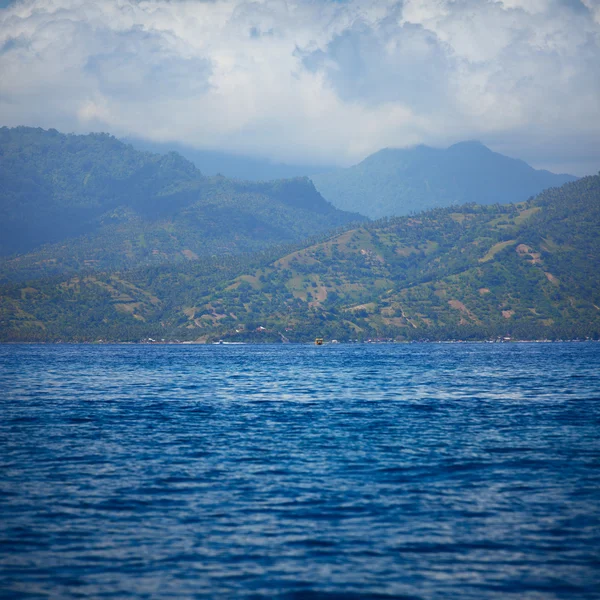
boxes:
[0,0,598,174]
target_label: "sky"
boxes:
[0,0,599,175]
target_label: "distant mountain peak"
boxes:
[447,140,489,151]
[311,142,577,219]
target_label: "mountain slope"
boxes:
[0,127,364,279]
[183,175,600,341]
[0,126,203,255]
[2,175,599,342]
[311,142,577,219]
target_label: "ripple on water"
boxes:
[0,342,599,599]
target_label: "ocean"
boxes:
[1,342,599,599]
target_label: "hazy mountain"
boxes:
[124,137,334,181]
[0,127,364,279]
[310,141,578,219]
[2,175,599,342]
[0,126,202,256]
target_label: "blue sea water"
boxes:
[1,342,599,599]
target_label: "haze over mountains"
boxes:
[0,125,598,342]
[125,137,577,220]
[312,142,577,219]
[0,127,364,279]
[125,138,334,183]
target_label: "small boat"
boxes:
[315,338,324,345]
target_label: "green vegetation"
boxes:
[0,127,364,279]
[311,141,577,219]
[2,174,599,342]
[0,236,340,342]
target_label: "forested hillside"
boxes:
[183,175,600,341]
[0,127,201,255]
[311,141,577,219]
[2,175,598,342]
[0,127,364,279]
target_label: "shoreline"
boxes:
[1,339,598,346]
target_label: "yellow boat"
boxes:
[315,338,324,345]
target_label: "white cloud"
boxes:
[0,0,598,174]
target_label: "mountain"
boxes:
[181,174,600,342]
[124,137,334,181]
[0,127,364,280]
[310,141,578,219]
[0,126,202,256]
[2,174,599,342]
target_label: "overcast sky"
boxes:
[0,0,599,174]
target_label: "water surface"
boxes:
[1,343,599,599]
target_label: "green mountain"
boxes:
[0,126,201,255]
[0,127,364,280]
[311,141,577,219]
[2,175,599,342]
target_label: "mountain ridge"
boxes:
[311,141,577,219]
[0,126,365,280]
